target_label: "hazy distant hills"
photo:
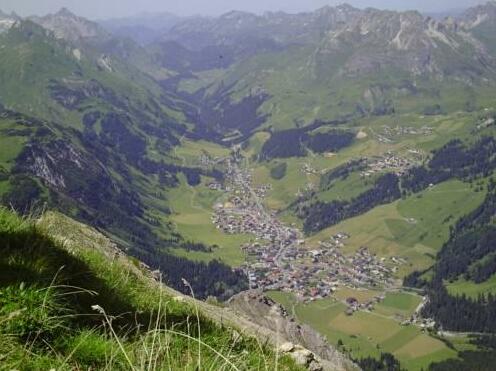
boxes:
[99,12,188,45]
[141,2,496,134]
[1,1,496,298]
[0,11,250,298]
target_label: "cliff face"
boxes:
[228,291,358,371]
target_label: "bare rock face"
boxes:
[289,346,315,367]
[279,342,295,353]
[0,11,17,33]
[228,290,358,371]
[29,8,110,43]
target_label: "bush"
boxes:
[270,162,287,180]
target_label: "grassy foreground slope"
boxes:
[0,207,300,370]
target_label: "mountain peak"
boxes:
[459,1,496,28]
[29,8,110,42]
[336,3,358,11]
[220,10,257,20]
[0,9,18,32]
[55,7,77,18]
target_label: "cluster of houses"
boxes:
[376,125,434,143]
[476,117,495,130]
[241,232,399,302]
[399,296,437,330]
[208,182,224,191]
[212,160,299,247]
[301,163,319,175]
[361,152,416,177]
[199,153,226,168]
[384,125,433,138]
[209,157,403,305]
[344,294,386,316]
[212,204,297,244]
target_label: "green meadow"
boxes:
[267,290,460,371]
[307,180,486,278]
[446,274,496,299]
[167,175,251,266]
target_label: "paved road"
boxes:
[231,160,299,267]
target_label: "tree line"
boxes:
[405,181,496,333]
[260,127,355,160]
[301,173,400,234]
[300,136,496,234]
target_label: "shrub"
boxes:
[270,162,287,180]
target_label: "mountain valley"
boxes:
[1,2,496,370]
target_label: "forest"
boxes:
[260,127,355,160]
[301,136,496,234]
[135,250,248,300]
[406,181,496,333]
[301,174,401,233]
[429,335,496,370]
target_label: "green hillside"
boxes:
[0,19,252,301]
[0,207,300,370]
[1,3,496,370]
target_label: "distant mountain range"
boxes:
[146,2,496,134]
[1,1,496,298]
[99,12,188,45]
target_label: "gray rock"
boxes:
[279,342,295,353]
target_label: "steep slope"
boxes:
[0,18,246,300]
[155,3,496,135]
[0,10,17,33]
[29,8,174,80]
[29,7,111,43]
[0,207,314,370]
[459,1,496,55]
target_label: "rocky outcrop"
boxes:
[228,290,358,371]
[0,10,17,33]
[278,342,325,370]
[39,212,357,371]
[29,8,110,43]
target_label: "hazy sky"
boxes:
[0,0,489,19]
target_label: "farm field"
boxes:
[374,291,422,318]
[306,180,486,278]
[174,138,231,166]
[267,290,459,371]
[318,172,376,203]
[167,175,252,266]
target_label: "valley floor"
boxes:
[165,120,496,370]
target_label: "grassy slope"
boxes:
[195,38,496,133]
[168,175,252,266]
[243,111,482,214]
[307,180,486,278]
[446,274,496,299]
[0,207,300,370]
